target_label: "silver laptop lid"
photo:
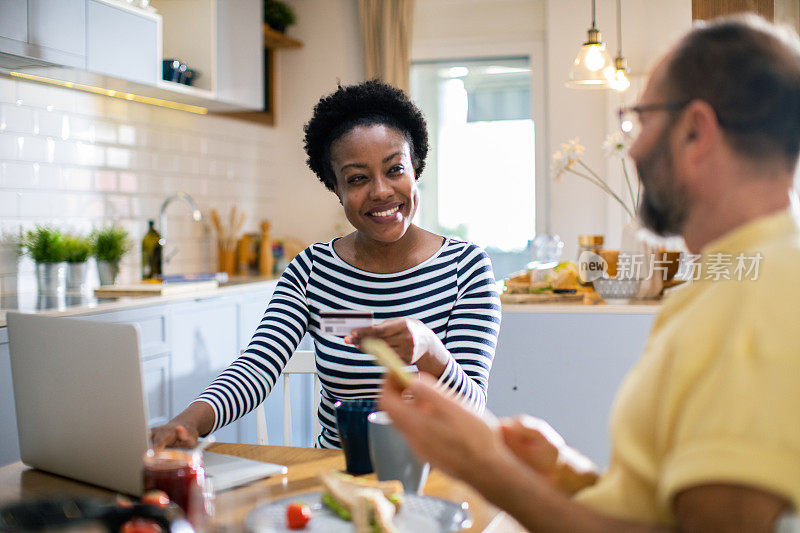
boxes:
[7,312,149,495]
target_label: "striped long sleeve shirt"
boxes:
[196,237,501,448]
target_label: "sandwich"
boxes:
[319,471,403,532]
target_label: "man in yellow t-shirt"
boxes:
[379,14,800,532]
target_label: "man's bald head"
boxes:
[661,14,800,168]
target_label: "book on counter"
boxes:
[94,273,228,298]
[159,272,229,284]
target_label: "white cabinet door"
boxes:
[169,296,240,444]
[0,328,21,467]
[142,353,171,427]
[86,0,159,85]
[487,311,654,468]
[0,0,27,43]
[27,0,86,68]
[215,0,263,108]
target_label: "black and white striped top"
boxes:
[196,238,501,448]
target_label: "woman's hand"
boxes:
[149,402,214,450]
[500,415,600,495]
[347,318,449,376]
[149,422,200,450]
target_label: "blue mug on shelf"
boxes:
[334,399,377,475]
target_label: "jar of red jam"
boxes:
[142,448,207,525]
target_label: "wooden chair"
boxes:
[254,350,320,446]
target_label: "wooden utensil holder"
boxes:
[218,248,236,276]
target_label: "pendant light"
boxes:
[607,0,631,92]
[566,0,614,89]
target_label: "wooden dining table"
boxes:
[0,443,524,532]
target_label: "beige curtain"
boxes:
[358,0,415,92]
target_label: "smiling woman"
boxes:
[150,80,502,449]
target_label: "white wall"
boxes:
[0,0,363,292]
[547,0,691,259]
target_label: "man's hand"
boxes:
[348,318,446,367]
[378,373,517,489]
[500,415,599,495]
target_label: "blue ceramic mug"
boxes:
[334,399,377,475]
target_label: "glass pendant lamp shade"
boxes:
[566,2,614,89]
[607,0,631,92]
[608,56,631,92]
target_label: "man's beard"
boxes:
[635,127,690,237]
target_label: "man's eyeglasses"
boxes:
[618,100,690,136]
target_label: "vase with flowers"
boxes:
[552,135,664,298]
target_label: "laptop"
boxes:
[6,312,286,495]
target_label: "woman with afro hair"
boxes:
[152,80,501,449]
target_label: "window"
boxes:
[410,58,536,277]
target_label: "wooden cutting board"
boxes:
[94,280,219,298]
[500,292,586,304]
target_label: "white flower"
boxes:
[551,138,585,181]
[551,150,567,181]
[603,132,630,158]
[561,137,585,156]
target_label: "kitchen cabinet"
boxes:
[487,308,656,468]
[0,327,20,467]
[169,296,240,444]
[151,0,264,109]
[28,0,86,68]
[0,0,28,44]
[692,0,774,20]
[142,353,171,427]
[87,0,160,85]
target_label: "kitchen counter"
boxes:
[502,301,661,314]
[0,276,279,327]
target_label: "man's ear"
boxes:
[680,100,719,164]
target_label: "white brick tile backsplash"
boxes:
[0,77,16,103]
[1,161,35,188]
[94,170,117,191]
[17,136,48,162]
[0,190,19,217]
[18,191,52,217]
[1,103,36,134]
[62,168,92,190]
[17,83,52,109]
[106,147,131,169]
[75,142,105,167]
[37,165,63,189]
[117,124,137,146]
[36,109,65,138]
[95,121,118,144]
[0,78,282,280]
[118,172,138,193]
[52,139,78,165]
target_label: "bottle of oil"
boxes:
[142,220,163,280]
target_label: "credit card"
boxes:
[319,310,373,336]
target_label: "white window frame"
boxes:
[411,34,549,240]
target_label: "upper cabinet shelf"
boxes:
[264,24,303,49]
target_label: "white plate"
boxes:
[245,490,473,532]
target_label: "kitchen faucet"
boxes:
[158,191,202,270]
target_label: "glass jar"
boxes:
[143,448,210,526]
[577,235,604,286]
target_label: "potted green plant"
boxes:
[92,225,131,286]
[264,0,296,33]
[20,226,69,294]
[64,233,94,292]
